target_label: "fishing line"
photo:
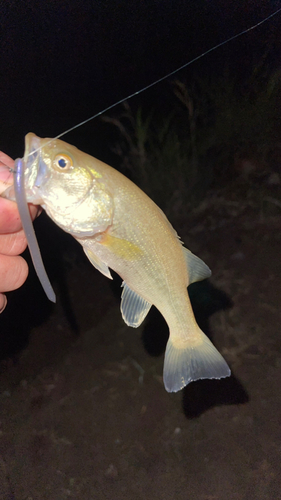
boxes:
[25,6,281,157]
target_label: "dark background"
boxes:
[1,0,281,161]
[1,3,281,499]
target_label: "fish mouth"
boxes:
[23,133,49,204]
[0,133,46,203]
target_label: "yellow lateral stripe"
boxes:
[101,233,143,260]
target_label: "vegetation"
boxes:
[103,60,281,220]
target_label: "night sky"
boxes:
[1,1,281,159]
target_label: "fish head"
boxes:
[21,133,114,237]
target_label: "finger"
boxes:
[0,294,7,314]
[0,151,14,170]
[0,198,40,233]
[0,254,29,292]
[0,167,13,196]
[0,152,14,194]
[0,166,13,184]
[0,230,28,256]
[0,198,22,232]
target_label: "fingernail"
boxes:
[0,295,7,314]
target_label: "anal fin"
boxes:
[121,282,152,328]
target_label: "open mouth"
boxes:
[23,134,50,203]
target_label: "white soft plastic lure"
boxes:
[14,158,56,302]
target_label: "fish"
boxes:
[5,133,231,392]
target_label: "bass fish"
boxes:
[6,133,230,392]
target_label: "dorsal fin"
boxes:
[182,247,211,285]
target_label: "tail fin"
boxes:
[163,332,230,392]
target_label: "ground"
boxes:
[0,185,281,500]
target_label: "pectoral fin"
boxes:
[183,247,212,285]
[121,282,152,328]
[83,247,113,279]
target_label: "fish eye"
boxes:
[53,154,73,171]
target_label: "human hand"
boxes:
[0,152,39,313]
